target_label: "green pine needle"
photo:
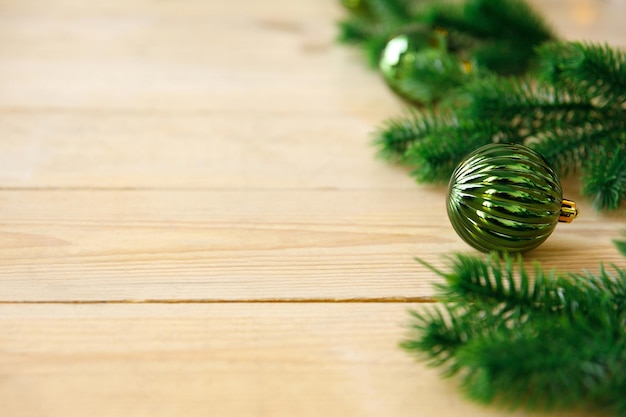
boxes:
[372,41,626,189]
[375,109,524,182]
[614,232,626,259]
[338,0,554,102]
[374,110,440,161]
[404,119,516,182]
[422,0,553,42]
[421,0,553,74]
[338,1,626,415]
[582,147,626,211]
[538,41,626,108]
[403,253,626,413]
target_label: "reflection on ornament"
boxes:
[446,143,578,253]
[379,35,411,76]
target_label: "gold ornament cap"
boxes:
[558,199,579,223]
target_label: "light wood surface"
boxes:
[0,0,624,416]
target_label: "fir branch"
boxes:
[337,2,626,415]
[403,253,626,413]
[454,319,624,410]
[339,0,554,100]
[538,41,626,108]
[417,254,552,310]
[421,0,554,74]
[337,16,399,67]
[421,0,553,43]
[459,75,626,173]
[338,0,425,67]
[460,76,602,129]
[372,41,626,192]
[375,108,524,182]
[582,147,626,211]
[374,110,441,161]
[470,39,536,75]
[615,232,626,259]
[529,121,625,175]
[363,0,415,24]
[376,112,523,183]
[337,16,372,44]
[404,119,519,182]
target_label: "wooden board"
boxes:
[0,303,599,417]
[0,188,623,302]
[0,0,624,416]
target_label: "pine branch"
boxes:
[364,0,415,23]
[404,119,521,182]
[538,41,626,108]
[373,41,626,192]
[375,107,523,182]
[425,0,553,42]
[339,0,416,24]
[460,76,600,127]
[421,0,554,74]
[582,147,626,210]
[374,110,441,161]
[339,0,554,103]
[529,120,625,175]
[614,232,626,259]
[337,17,399,67]
[338,0,425,67]
[458,74,625,173]
[337,2,626,415]
[403,253,626,413]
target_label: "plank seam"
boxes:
[0,297,436,304]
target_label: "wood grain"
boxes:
[0,188,623,302]
[0,0,624,416]
[0,110,413,189]
[0,303,600,417]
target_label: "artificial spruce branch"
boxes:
[583,149,626,211]
[539,42,626,107]
[338,2,626,415]
[402,253,626,414]
[421,0,554,74]
[338,0,552,101]
[375,41,626,208]
[338,0,422,67]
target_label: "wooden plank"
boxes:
[0,0,400,114]
[0,110,412,189]
[0,0,404,188]
[0,189,621,302]
[0,0,624,190]
[0,303,598,417]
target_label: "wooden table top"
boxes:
[1,0,624,416]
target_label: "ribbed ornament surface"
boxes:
[447,143,563,253]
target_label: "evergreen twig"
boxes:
[337,2,626,415]
[373,41,626,207]
[338,0,552,101]
[402,253,626,413]
[582,148,626,211]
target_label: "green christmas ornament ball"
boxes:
[446,143,578,253]
[379,26,449,102]
[378,27,473,104]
